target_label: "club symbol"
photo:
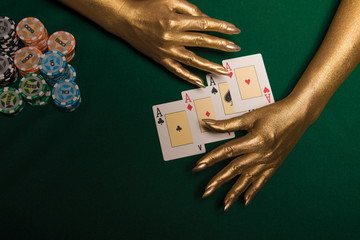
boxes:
[176,125,182,132]
[224,90,233,106]
[157,118,164,125]
[211,87,218,95]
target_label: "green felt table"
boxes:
[1,0,360,239]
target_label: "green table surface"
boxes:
[2,0,360,239]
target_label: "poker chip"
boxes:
[0,16,80,116]
[0,16,22,57]
[0,16,15,40]
[0,54,18,87]
[14,46,42,76]
[47,31,76,62]
[65,64,76,82]
[28,83,51,106]
[52,79,81,111]
[18,73,47,100]
[65,96,81,112]
[16,17,48,52]
[0,87,24,115]
[39,50,69,86]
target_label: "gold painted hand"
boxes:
[193,0,360,210]
[59,0,241,87]
[194,97,312,210]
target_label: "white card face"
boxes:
[181,88,235,144]
[206,74,248,120]
[153,100,206,161]
[222,54,275,112]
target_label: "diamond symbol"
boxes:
[205,111,210,117]
[187,104,193,111]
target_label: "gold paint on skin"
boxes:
[58,0,360,211]
[194,0,360,211]
[58,0,241,87]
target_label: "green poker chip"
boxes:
[18,73,47,101]
[28,84,51,106]
[0,87,24,115]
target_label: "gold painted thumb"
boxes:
[202,119,228,132]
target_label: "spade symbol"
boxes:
[224,90,233,106]
[211,87,218,95]
[157,118,164,125]
[176,125,182,132]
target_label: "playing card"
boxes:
[153,100,206,161]
[222,54,275,112]
[181,88,235,144]
[206,74,248,119]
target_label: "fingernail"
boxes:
[202,187,215,198]
[244,196,251,206]
[224,198,234,211]
[192,163,207,172]
[195,80,206,88]
[225,43,241,51]
[217,66,229,75]
[227,25,241,34]
[202,119,217,125]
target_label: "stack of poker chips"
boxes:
[47,31,76,62]
[16,17,48,52]
[66,64,76,82]
[0,16,22,57]
[52,79,81,112]
[14,46,42,76]
[18,73,51,106]
[0,54,19,86]
[0,87,24,115]
[39,51,71,86]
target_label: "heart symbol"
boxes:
[245,79,250,85]
[263,87,270,93]
[229,72,233,78]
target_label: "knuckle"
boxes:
[160,32,172,42]
[219,23,227,32]
[231,163,243,173]
[191,5,201,15]
[191,5,201,14]
[159,16,175,31]
[198,18,209,30]
[253,134,266,147]
[244,172,253,179]
[174,66,184,76]
[194,34,205,46]
[167,18,178,29]
[183,52,196,65]
[217,40,226,48]
[223,144,235,158]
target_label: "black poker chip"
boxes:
[0,54,18,86]
[0,16,22,58]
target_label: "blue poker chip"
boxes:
[43,64,71,86]
[39,51,67,77]
[65,96,81,112]
[66,64,76,82]
[51,79,80,107]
